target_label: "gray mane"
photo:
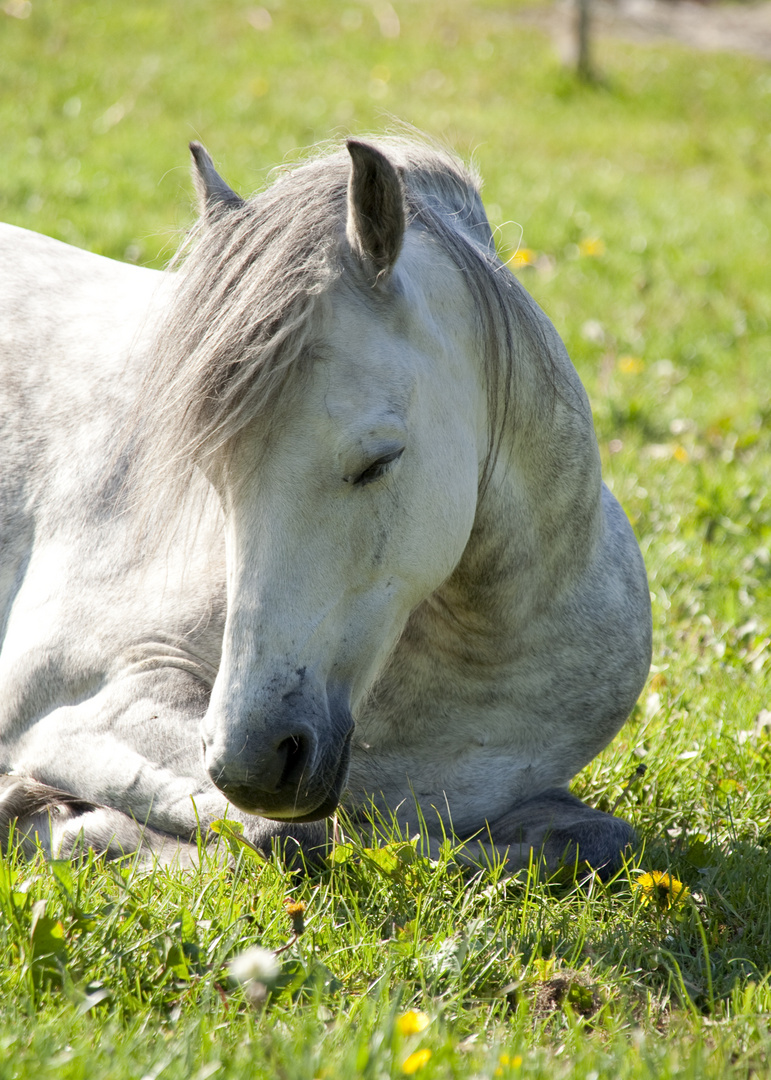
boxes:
[129,135,553,511]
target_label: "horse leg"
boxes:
[459,789,636,878]
[2,668,227,862]
[0,771,331,868]
[236,816,330,869]
[2,668,332,867]
[0,775,207,867]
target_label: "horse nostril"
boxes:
[277,733,309,788]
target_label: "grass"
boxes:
[1,0,770,1075]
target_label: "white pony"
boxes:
[0,136,651,873]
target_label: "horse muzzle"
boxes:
[202,686,354,822]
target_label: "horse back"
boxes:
[0,222,164,391]
[0,222,167,490]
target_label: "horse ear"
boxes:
[346,140,405,283]
[189,142,244,218]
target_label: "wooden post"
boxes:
[576,0,594,81]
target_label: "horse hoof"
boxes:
[483,788,638,879]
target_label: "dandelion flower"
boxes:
[396,1009,431,1036]
[496,1054,523,1071]
[507,247,536,268]
[402,1048,432,1074]
[284,899,306,935]
[578,237,605,258]
[634,870,690,910]
[228,945,280,987]
[618,356,645,375]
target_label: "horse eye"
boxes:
[350,448,404,487]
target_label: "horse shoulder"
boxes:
[0,225,205,736]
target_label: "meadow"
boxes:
[1,0,770,1075]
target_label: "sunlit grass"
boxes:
[1,0,770,1076]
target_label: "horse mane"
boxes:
[126,134,555,523]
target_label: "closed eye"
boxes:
[347,448,404,487]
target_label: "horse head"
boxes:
[193,141,486,820]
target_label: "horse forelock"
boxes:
[128,135,555,520]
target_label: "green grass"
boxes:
[1,0,770,1076]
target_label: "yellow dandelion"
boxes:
[396,1009,431,1036]
[402,1048,432,1074]
[634,870,690,909]
[578,237,606,258]
[284,899,306,935]
[495,1054,523,1073]
[507,247,536,268]
[249,75,269,97]
[673,445,689,463]
[618,355,645,375]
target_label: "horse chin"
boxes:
[222,733,351,824]
[261,792,341,825]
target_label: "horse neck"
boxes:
[401,318,604,675]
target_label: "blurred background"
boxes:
[2,0,767,404]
